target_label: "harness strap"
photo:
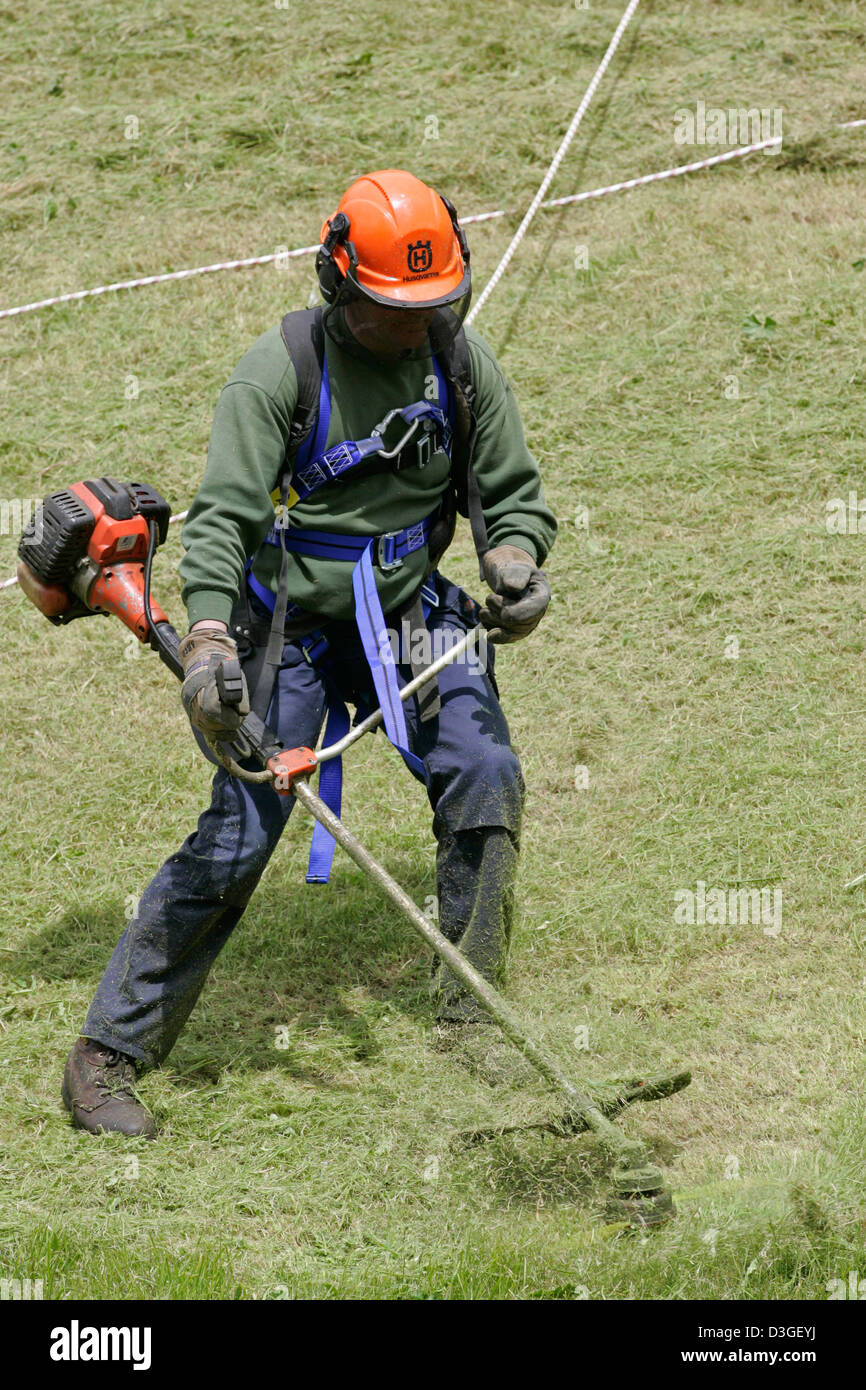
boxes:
[266,513,433,569]
[286,357,450,505]
[352,542,425,780]
[243,540,438,883]
[277,309,482,569]
[245,561,300,621]
[446,332,488,577]
[305,576,438,884]
[252,467,293,721]
[466,459,491,580]
[278,308,328,465]
[305,689,350,885]
[401,591,440,723]
[241,312,485,880]
[291,403,450,505]
[297,343,332,471]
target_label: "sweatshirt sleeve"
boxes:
[465,328,558,566]
[179,333,298,627]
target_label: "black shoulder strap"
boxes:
[440,327,474,478]
[439,327,489,572]
[279,307,325,456]
[249,309,325,721]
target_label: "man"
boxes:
[62,170,557,1138]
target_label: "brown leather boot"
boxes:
[61,1037,157,1139]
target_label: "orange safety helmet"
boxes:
[316,169,472,361]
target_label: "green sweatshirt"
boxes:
[180,318,557,627]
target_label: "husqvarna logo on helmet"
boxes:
[407,240,433,273]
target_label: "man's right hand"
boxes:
[179,625,250,740]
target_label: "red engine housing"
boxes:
[16,476,171,641]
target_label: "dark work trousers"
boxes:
[81,573,525,1068]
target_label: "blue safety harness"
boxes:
[246,355,454,884]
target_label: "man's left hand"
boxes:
[480,545,551,644]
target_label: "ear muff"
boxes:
[316,211,358,305]
[438,192,470,269]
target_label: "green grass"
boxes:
[2,0,866,1299]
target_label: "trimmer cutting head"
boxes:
[606,1164,676,1227]
[454,1068,691,1227]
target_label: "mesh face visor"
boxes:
[322,280,472,365]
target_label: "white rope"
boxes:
[3,115,865,594]
[466,0,641,325]
[543,115,866,208]
[545,137,781,206]
[0,246,320,321]
[1,1,640,326]
[2,119,863,326]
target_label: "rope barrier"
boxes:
[2,110,864,592]
[2,117,863,326]
[0,246,319,322]
[545,117,866,209]
[1,0,642,326]
[466,0,642,325]
[0,0,641,595]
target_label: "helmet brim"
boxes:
[345,262,471,309]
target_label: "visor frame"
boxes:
[341,258,472,311]
[321,292,473,366]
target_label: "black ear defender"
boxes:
[316,211,359,303]
[438,193,470,268]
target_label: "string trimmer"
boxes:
[17,476,691,1225]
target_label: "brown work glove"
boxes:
[480,544,551,645]
[179,627,250,740]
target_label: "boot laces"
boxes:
[89,1045,135,1092]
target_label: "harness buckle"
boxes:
[371,406,401,438]
[414,423,435,470]
[377,531,403,572]
[300,632,330,665]
[419,578,439,609]
[371,411,422,461]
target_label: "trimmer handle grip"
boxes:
[216,656,246,707]
[153,626,284,777]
